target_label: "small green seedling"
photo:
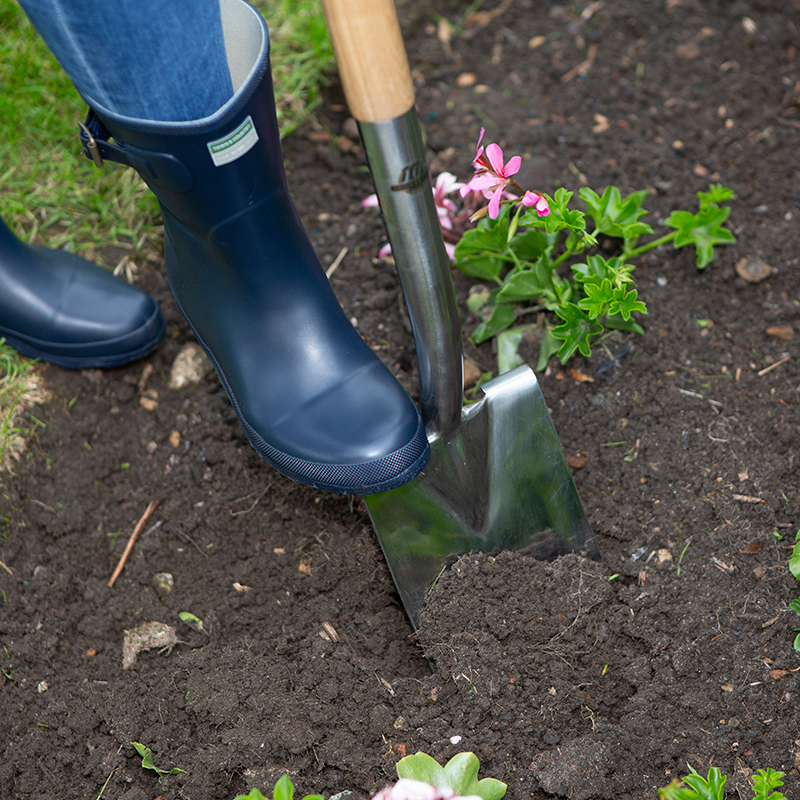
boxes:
[659,766,787,800]
[178,611,208,634]
[789,530,800,581]
[676,538,692,577]
[790,598,800,654]
[659,766,726,799]
[396,752,506,800]
[751,768,787,800]
[234,775,323,800]
[131,742,185,777]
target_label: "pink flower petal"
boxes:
[522,191,541,207]
[487,187,502,219]
[362,193,379,208]
[485,142,505,175]
[469,173,504,192]
[504,155,521,177]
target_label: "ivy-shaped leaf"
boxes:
[551,303,604,362]
[665,206,735,268]
[698,183,735,212]
[579,186,651,237]
[396,752,507,800]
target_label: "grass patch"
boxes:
[0,339,49,470]
[0,0,334,467]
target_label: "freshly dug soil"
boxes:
[1,1,799,798]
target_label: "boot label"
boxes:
[207,116,259,167]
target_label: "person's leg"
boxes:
[18,0,233,121]
[19,0,430,493]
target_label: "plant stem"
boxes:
[625,231,676,259]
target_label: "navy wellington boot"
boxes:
[77,0,429,494]
[0,216,165,368]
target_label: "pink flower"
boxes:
[460,131,522,219]
[522,191,550,217]
[363,172,464,262]
[371,779,481,800]
[433,172,463,231]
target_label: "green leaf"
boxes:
[496,326,531,374]
[234,790,269,800]
[698,183,735,211]
[497,265,549,302]
[551,303,604,362]
[509,228,556,261]
[789,597,800,614]
[579,186,651,239]
[794,632,800,654]
[396,752,507,800]
[454,223,509,257]
[131,742,186,778]
[665,206,736,268]
[752,768,787,800]
[178,611,207,633]
[604,312,645,335]
[274,775,294,800]
[522,188,586,236]
[535,329,562,371]
[455,255,505,282]
[789,539,800,580]
[471,304,515,344]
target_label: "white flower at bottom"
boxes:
[371,779,481,800]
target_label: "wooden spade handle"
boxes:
[321,0,415,123]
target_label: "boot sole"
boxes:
[0,308,166,370]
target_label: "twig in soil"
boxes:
[758,355,790,376]
[733,494,765,504]
[108,499,161,587]
[178,530,208,558]
[0,559,12,575]
[325,246,348,279]
[137,363,154,393]
[230,483,271,516]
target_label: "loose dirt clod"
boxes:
[122,622,179,670]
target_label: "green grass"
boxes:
[0,0,334,468]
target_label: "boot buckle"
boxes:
[78,120,104,168]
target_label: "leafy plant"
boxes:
[396,752,506,800]
[658,766,787,800]
[790,529,800,654]
[131,742,185,777]
[234,775,323,800]
[446,129,736,371]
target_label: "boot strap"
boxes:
[78,110,194,193]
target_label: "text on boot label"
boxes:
[207,116,259,167]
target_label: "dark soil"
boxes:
[2,1,800,798]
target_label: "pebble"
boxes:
[152,572,174,599]
[169,343,213,389]
[735,255,771,283]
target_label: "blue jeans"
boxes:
[18,0,234,121]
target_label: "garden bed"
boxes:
[1,0,798,798]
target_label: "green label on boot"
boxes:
[207,116,259,167]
